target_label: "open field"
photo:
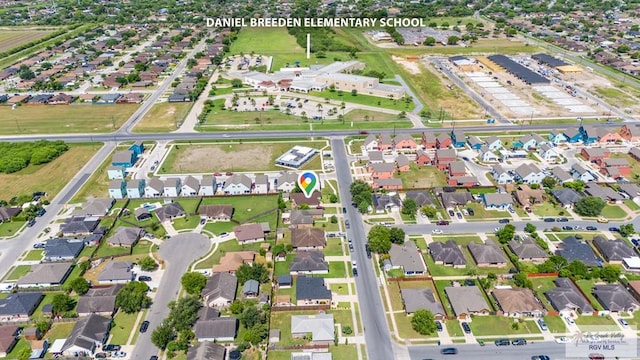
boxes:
[312,90,414,112]
[0,28,55,52]
[387,38,541,56]
[398,164,448,188]
[0,104,139,135]
[133,102,191,133]
[0,220,25,238]
[159,141,327,173]
[0,143,100,199]
[229,27,303,55]
[70,147,116,202]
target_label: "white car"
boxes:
[352,260,357,267]
[555,337,570,344]
[564,317,575,325]
[432,229,443,234]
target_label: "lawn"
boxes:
[133,102,192,133]
[601,205,628,219]
[266,350,295,360]
[424,253,469,277]
[398,164,448,188]
[7,338,31,359]
[45,321,75,340]
[0,220,25,237]
[32,292,62,321]
[230,27,302,55]
[319,261,348,278]
[395,312,435,339]
[196,239,268,270]
[62,263,85,286]
[431,235,482,246]
[1,143,99,200]
[94,243,130,258]
[466,203,509,220]
[468,316,541,336]
[0,29,55,52]
[593,86,637,108]
[312,89,414,112]
[113,214,167,240]
[172,215,201,231]
[70,146,120,202]
[329,309,354,331]
[329,345,358,360]
[574,315,617,328]
[624,199,640,211]
[0,104,139,135]
[532,202,565,217]
[269,311,314,346]
[202,221,235,236]
[5,265,31,281]
[446,320,464,337]
[330,283,350,295]
[543,315,567,334]
[273,254,295,276]
[325,238,344,256]
[434,280,455,317]
[110,311,140,344]
[201,195,279,227]
[159,141,327,173]
[23,249,43,261]
[575,279,604,311]
[530,277,558,311]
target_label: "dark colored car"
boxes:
[448,209,455,217]
[95,353,108,359]
[228,350,241,360]
[495,339,510,346]
[348,243,354,252]
[498,219,510,224]
[557,217,569,222]
[200,218,206,225]
[138,276,152,282]
[531,356,550,360]
[342,207,347,214]
[588,354,604,360]
[440,348,458,355]
[609,227,620,232]
[586,226,597,231]
[467,207,474,216]
[37,208,46,217]
[544,218,556,222]
[461,322,471,334]
[150,357,159,360]
[225,172,233,176]
[436,321,443,332]
[436,220,450,225]
[140,320,150,333]
[456,212,463,219]
[365,244,371,258]
[512,338,527,345]
[562,225,573,230]
[345,220,350,229]
[352,267,358,277]
[27,219,36,227]
[103,345,121,352]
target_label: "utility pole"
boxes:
[14,117,20,132]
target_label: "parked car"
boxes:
[200,218,206,225]
[103,345,121,352]
[543,218,556,222]
[495,339,510,346]
[524,207,532,213]
[573,225,582,230]
[467,207,475,216]
[508,207,515,214]
[461,322,471,334]
[37,208,46,217]
[352,267,358,277]
[436,220,450,225]
[138,276,152,282]
[555,337,570,344]
[564,317,575,326]
[349,243,354,252]
[538,319,548,331]
[140,320,150,333]
[597,217,609,223]
[440,348,458,355]
[609,227,620,232]
[586,226,597,231]
[531,356,550,360]
[114,352,127,358]
[619,318,629,327]
[512,338,527,346]
[562,226,573,230]
[498,219,510,224]
[95,353,108,359]
[225,172,233,176]
[432,229,443,234]
[365,244,371,258]
[149,357,159,360]
[345,220,350,229]
[557,217,569,222]
[436,321,443,332]
[448,209,455,217]
[588,354,605,360]
[27,219,36,227]
[342,207,347,214]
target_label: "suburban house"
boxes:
[592,284,640,313]
[400,288,445,319]
[129,141,144,156]
[378,134,393,150]
[0,207,21,222]
[393,134,418,150]
[254,174,270,194]
[223,174,252,195]
[61,314,111,356]
[538,143,560,162]
[0,325,18,357]
[619,183,640,199]
[296,276,332,306]
[467,135,483,150]
[429,240,465,267]
[440,191,473,208]
[199,176,217,196]
[107,166,125,180]
[545,278,595,316]
[556,236,602,267]
[580,125,600,144]
[163,178,182,197]
[571,164,597,182]
[512,163,544,184]
[514,184,545,206]
[76,285,123,317]
[389,241,426,276]
[144,178,164,198]
[126,179,145,198]
[593,236,636,264]
[233,223,266,243]
[0,293,43,322]
[366,151,382,164]
[620,124,640,143]
[363,135,379,151]
[563,128,583,143]
[479,145,499,163]
[134,208,152,222]
[16,262,73,288]
[434,149,457,170]
[448,161,466,178]
[291,314,335,345]
[275,172,298,193]
[187,341,226,360]
[194,317,238,342]
[156,202,187,222]
[369,163,395,179]
[290,191,321,207]
[97,261,134,284]
[422,132,437,148]
[372,178,403,191]
[199,205,233,221]
[182,176,200,196]
[548,130,568,145]
[395,155,410,172]
[508,238,548,262]
[60,216,100,236]
[445,286,491,319]
[108,180,127,199]
[289,251,329,275]
[492,288,545,317]
[107,226,142,247]
[550,188,583,208]
[44,238,84,261]
[599,158,631,178]
[596,127,623,144]
[450,130,466,148]
[516,133,545,150]
[202,272,238,308]
[212,251,256,273]
[581,147,610,162]
[492,165,514,184]
[372,194,401,213]
[288,209,323,227]
[468,240,508,267]
[485,136,503,150]
[405,190,435,207]
[436,133,452,148]
[482,193,514,210]
[111,150,137,168]
[291,228,326,250]
[584,184,624,203]
[551,167,573,184]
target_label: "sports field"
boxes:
[0,104,139,134]
[0,28,55,52]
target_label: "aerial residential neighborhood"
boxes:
[3,1,640,360]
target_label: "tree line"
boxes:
[0,140,69,174]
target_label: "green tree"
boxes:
[68,277,90,295]
[600,265,621,283]
[541,176,557,189]
[496,224,516,244]
[566,260,589,280]
[342,325,353,335]
[423,36,436,46]
[229,300,246,315]
[350,180,373,214]
[524,223,537,234]
[421,205,437,218]
[181,272,207,295]
[151,323,174,350]
[52,293,75,316]
[243,323,269,345]
[139,256,158,271]
[240,306,266,328]
[573,196,606,217]
[329,194,338,203]
[411,309,437,335]
[619,224,635,237]
[537,255,568,273]
[235,263,269,285]
[389,227,405,245]
[116,281,152,313]
[167,296,201,332]
[367,225,391,253]
[18,347,32,360]
[401,198,418,217]
[513,272,533,289]
[447,36,460,45]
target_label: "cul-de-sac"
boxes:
[2,1,640,360]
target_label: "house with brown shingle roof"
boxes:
[212,251,256,273]
[493,288,545,317]
[199,205,233,221]
[291,228,326,250]
[233,223,265,243]
[514,184,545,206]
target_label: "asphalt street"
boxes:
[131,233,211,359]
[408,342,613,360]
[332,138,395,360]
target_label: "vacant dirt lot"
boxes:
[171,144,273,172]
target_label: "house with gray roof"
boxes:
[367,151,383,164]
[144,178,164,197]
[512,163,544,184]
[291,314,335,344]
[400,288,445,318]
[372,193,402,213]
[545,278,595,316]
[242,279,259,298]
[134,208,152,221]
[44,238,84,261]
[429,240,466,267]
[468,240,507,267]
[571,163,597,182]
[593,284,640,313]
[405,190,435,207]
[61,314,111,356]
[444,286,490,319]
[181,176,200,196]
[556,236,602,267]
[72,198,115,217]
[289,251,329,275]
[60,216,100,236]
[233,223,266,243]
[223,174,252,195]
[493,288,545,317]
[163,177,182,197]
[199,176,217,196]
[202,272,237,308]
[77,285,122,317]
[0,293,43,321]
[199,205,233,221]
[440,191,473,208]
[289,209,323,228]
[389,241,426,275]
[584,184,624,203]
[508,238,548,262]
[482,193,513,210]
[107,226,142,247]
[619,183,640,199]
[194,317,238,342]
[156,202,186,222]
[187,341,226,360]
[275,172,298,192]
[296,276,331,306]
[551,166,573,184]
[550,188,582,208]
[467,135,483,149]
[16,262,73,288]
[254,174,270,194]
[593,236,636,264]
[97,261,134,284]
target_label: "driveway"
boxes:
[129,233,211,359]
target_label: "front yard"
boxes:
[110,311,140,344]
[533,202,565,217]
[468,316,541,336]
[601,204,628,219]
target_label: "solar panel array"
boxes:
[487,55,550,85]
[531,53,569,67]
[448,55,468,62]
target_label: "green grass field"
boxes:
[312,90,414,112]
[398,164,448,188]
[201,195,279,226]
[133,102,192,133]
[601,204,628,219]
[530,277,557,310]
[0,29,55,52]
[0,220,25,237]
[70,146,118,203]
[230,27,303,54]
[1,143,99,200]
[469,316,541,336]
[110,311,140,344]
[593,86,637,108]
[0,104,139,135]
[387,38,540,56]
